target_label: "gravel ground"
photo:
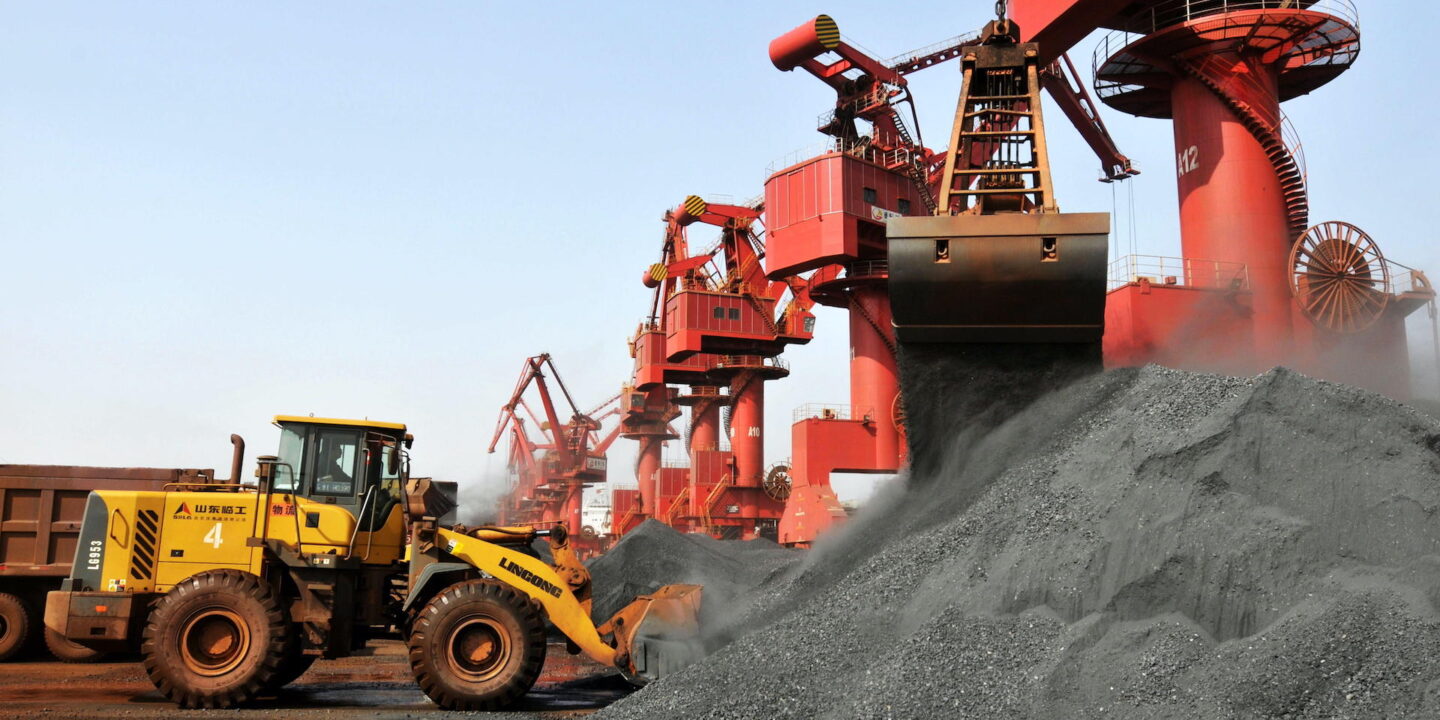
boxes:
[597,362,1440,719]
[0,639,628,719]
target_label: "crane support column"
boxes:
[729,380,763,497]
[689,392,721,453]
[848,286,901,465]
[636,437,662,517]
[1169,59,1292,366]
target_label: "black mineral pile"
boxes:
[587,519,798,626]
[597,365,1440,719]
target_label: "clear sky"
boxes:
[3,2,1437,500]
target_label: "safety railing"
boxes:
[1387,260,1435,296]
[1108,254,1250,292]
[815,85,892,130]
[697,193,736,206]
[793,403,851,423]
[1093,0,1359,81]
[884,33,977,72]
[791,403,879,423]
[847,260,889,279]
[1279,113,1307,183]
[765,137,921,177]
[714,355,790,372]
[1116,0,1355,37]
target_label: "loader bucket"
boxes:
[603,583,705,684]
[887,212,1110,343]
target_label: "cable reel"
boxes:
[762,462,792,502]
[1289,221,1391,334]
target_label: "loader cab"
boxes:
[270,416,409,536]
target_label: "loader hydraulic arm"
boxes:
[429,525,704,683]
[433,527,620,667]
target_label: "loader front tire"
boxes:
[0,592,31,661]
[408,579,546,711]
[141,570,288,708]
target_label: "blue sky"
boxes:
[3,2,1436,497]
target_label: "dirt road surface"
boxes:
[0,639,630,719]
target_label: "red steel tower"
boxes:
[623,198,820,540]
[1065,0,1435,394]
[764,17,927,546]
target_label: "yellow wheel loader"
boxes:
[44,416,703,710]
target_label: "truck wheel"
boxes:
[0,593,31,661]
[141,570,287,708]
[407,580,546,711]
[44,627,106,663]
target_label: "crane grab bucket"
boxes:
[887,19,1109,346]
[887,213,1109,343]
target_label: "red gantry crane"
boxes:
[488,354,621,555]
[620,196,828,540]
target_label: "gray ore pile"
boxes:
[596,360,1440,719]
[587,519,799,625]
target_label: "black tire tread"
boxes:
[140,569,288,709]
[0,592,30,662]
[265,625,317,690]
[406,579,547,711]
[44,627,106,663]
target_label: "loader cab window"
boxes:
[310,430,360,497]
[358,433,404,532]
[363,434,404,499]
[274,426,305,492]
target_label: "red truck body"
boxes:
[0,465,213,660]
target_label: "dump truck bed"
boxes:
[0,466,213,577]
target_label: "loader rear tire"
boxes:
[45,627,106,663]
[408,579,546,711]
[141,570,288,708]
[0,592,31,662]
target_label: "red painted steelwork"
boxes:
[488,354,617,553]
[769,14,842,72]
[1170,63,1294,368]
[619,196,827,541]
[1010,0,1137,62]
[765,153,920,277]
[1090,1,1433,398]
[765,11,1147,545]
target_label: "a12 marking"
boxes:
[1177,145,1200,178]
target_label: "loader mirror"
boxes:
[387,445,401,476]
